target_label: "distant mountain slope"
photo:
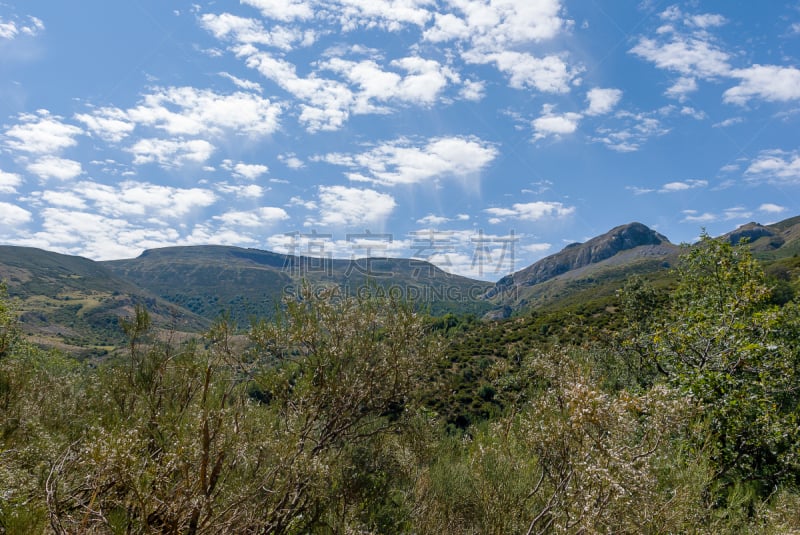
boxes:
[482,216,800,318]
[485,223,678,308]
[3,215,799,350]
[103,245,494,324]
[0,246,209,355]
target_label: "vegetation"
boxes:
[2,237,800,533]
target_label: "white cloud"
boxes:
[0,15,44,40]
[424,0,566,48]
[214,207,290,227]
[759,203,786,214]
[665,76,697,100]
[630,35,730,78]
[74,107,134,143]
[485,201,575,223]
[465,50,576,93]
[127,86,282,137]
[280,153,305,169]
[681,210,716,223]
[327,0,433,31]
[320,136,498,187]
[532,105,581,140]
[723,65,800,106]
[219,72,262,92]
[685,12,727,29]
[313,185,396,226]
[40,190,88,209]
[321,55,454,110]
[713,117,743,128]
[241,0,314,21]
[128,138,215,167]
[459,79,486,101]
[27,156,83,181]
[521,242,552,254]
[215,183,265,198]
[0,170,22,193]
[0,202,31,225]
[4,111,83,154]
[243,50,354,132]
[416,214,450,225]
[221,160,269,179]
[659,179,707,193]
[592,110,670,152]
[73,180,217,218]
[744,150,800,183]
[680,106,706,120]
[585,88,622,116]
[423,12,470,42]
[200,13,308,50]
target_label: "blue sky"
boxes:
[1,1,799,280]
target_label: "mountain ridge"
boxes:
[2,215,800,351]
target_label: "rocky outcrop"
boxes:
[485,222,670,298]
[723,222,780,247]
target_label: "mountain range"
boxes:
[2,215,800,355]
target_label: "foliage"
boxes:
[619,234,800,495]
[3,240,800,533]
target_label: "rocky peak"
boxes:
[486,222,670,296]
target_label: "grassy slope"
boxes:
[0,246,209,356]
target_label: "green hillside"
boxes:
[103,245,494,325]
[0,246,209,355]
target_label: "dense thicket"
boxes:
[1,237,800,533]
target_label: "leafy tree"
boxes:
[623,235,800,495]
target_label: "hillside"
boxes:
[2,216,800,351]
[103,245,494,325]
[482,216,800,319]
[0,246,209,355]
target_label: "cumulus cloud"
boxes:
[0,170,22,193]
[532,104,581,140]
[423,0,566,48]
[321,55,455,110]
[464,50,577,93]
[214,207,289,227]
[723,65,800,105]
[4,111,83,154]
[744,150,800,183]
[0,15,44,40]
[279,153,305,169]
[75,107,135,143]
[485,201,575,223]
[759,203,786,214]
[665,76,697,101]
[319,136,498,187]
[219,72,263,92]
[67,180,216,218]
[214,183,265,199]
[127,86,282,137]
[0,202,32,225]
[241,0,314,22]
[592,110,670,152]
[26,156,83,181]
[200,13,313,50]
[221,160,269,179]
[128,138,215,167]
[681,210,716,223]
[325,0,433,31]
[416,214,451,226]
[585,88,622,116]
[630,6,731,101]
[630,35,730,78]
[312,185,396,226]
[659,179,707,193]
